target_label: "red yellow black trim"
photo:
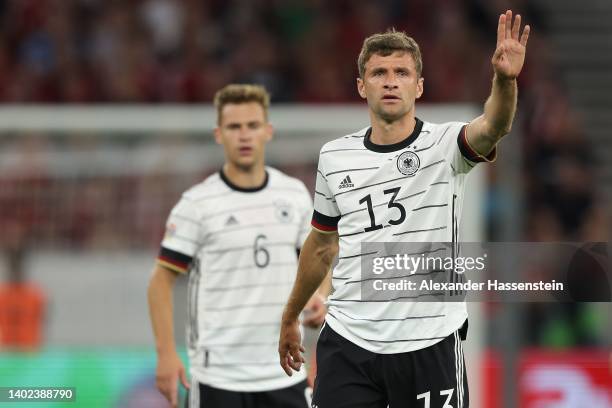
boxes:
[457,125,497,163]
[157,259,188,274]
[157,247,193,274]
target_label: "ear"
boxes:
[214,127,222,145]
[265,123,274,142]
[416,77,424,100]
[356,77,367,99]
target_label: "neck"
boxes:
[369,111,416,145]
[222,162,267,189]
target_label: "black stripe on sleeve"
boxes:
[457,125,497,162]
[158,247,193,270]
[312,210,341,230]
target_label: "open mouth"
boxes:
[239,147,253,155]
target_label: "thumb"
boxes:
[492,45,504,62]
[180,366,190,389]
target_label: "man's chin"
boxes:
[379,110,406,123]
[373,104,409,123]
[231,158,256,172]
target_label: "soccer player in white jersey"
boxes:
[279,10,530,408]
[148,84,328,408]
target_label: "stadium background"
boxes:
[0,0,610,407]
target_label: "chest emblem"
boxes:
[397,151,420,176]
[274,199,294,223]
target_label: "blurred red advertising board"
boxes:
[519,350,611,407]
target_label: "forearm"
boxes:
[283,231,337,323]
[484,74,517,137]
[468,75,517,155]
[148,266,178,355]
[316,269,333,298]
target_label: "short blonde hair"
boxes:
[213,84,271,124]
[357,29,423,78]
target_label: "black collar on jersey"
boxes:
[363,117,424,153]
[219,168,269,192]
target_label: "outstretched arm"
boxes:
[466,10,531,157]
[279,229,339,375]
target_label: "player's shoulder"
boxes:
[319,126,370,154]
[420,119,467,137]
[181,171,225,201]
[266,166,309,194]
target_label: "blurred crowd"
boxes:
[0,0,548,103]
[0,0,609,349]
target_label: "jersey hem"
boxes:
[324,310,468,354]
[190,369,306,392]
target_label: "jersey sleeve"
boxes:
[157,197,202,274]
[311,152,341,233]
[442,122,497,174]
[296,183,314,250]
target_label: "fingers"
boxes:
[498,10,530,47]
[179,367,190,390]
[288,344,306,370]
[158,381,177,407]
[281,354,294,376]
[520,25,531,47]
[505,10,512,39]
[512,14,521,40]
[279,343,295,376]
[496,13,505,46]
[279,343,306,376]
[169,379,178,407]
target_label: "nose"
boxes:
[238,126,251,141]
[383,76,399,90]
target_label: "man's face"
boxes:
[357,51,424,123]
[214,102,273,170]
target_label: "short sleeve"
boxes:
[442,122,497,174]
[296,184,314,250]
[311,152,341,233]
[157,197,202,274]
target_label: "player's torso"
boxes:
[199,192,302,266]
[184,171,309,389]
[325,126,457,259]
[192,181,305,314]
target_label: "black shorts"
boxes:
[186,379,311,408]
[312,323,469,408]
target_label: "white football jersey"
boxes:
[312,118,495,354]
[158,167,311,391]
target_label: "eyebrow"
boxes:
[224,120,263,128]
[369,66,412,74]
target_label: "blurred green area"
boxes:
[0,348,188,408]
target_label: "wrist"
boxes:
[281,309,300,325]
[156,345,177,357]
[493,73,517,84]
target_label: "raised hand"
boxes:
[492,10,530,80]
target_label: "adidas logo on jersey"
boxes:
[338,175,354,189]
[225,215,239,226]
